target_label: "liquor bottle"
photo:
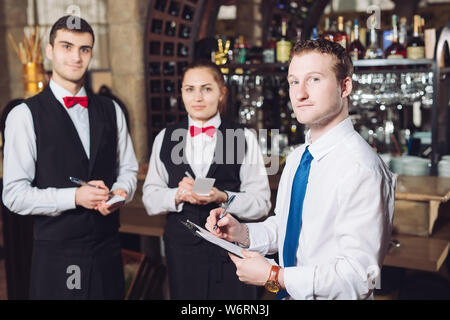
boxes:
[276,0,287,10]
[234,35,247,64]
[398,17,408,48]
[385,14,406,59]
[263,39,276,63]
[335,16,349,49]
[310,27,319,40]
[321,17,334,42]
[168,1,180,16]
[407,15,425,59]
[420,17,425,39]
[345,20,352,43]
[364,19,384,59]
[165,21,176,37]
[348,19,366,60]
[182,5,194,21]
[276,19,291,63]
[288,1,298,15]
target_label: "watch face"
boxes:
[265,280,280,293]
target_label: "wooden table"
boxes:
[382,176,450,272]
[120,207,166,237]
[385,234,450,272]
[395,175,450,235]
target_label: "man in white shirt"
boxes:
[206,39,396,300]
[2,16,138,299]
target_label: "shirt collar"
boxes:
[305,117,354,161]
[188,112,221,131]
[49,79,87,108]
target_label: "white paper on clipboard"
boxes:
[192,177,216,196]
[186,220,244,257]
[183,220,278,265]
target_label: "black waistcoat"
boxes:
[26,86,118,241]
[160,117,246,245]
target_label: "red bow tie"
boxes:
[63,96,89,108]
[189,125,216,138]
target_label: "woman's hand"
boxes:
[176,177,227,206]
[190,187,227,205]
[175,176,196,205]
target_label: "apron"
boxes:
[30,233,124,300]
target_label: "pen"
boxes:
[185,171,193,179]
[69,176,113,195]
[213,194,236,231]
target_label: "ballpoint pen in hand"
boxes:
[213,194,236,231]
[184,171,193,179]
[69,176,113,195]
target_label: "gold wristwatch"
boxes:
[264,265,281,293]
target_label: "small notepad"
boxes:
[105,195,125,206]
[192,177,216,196]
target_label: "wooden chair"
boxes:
[121,249,166,300]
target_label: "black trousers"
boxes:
[164,237,257,300]
[30,233,124,300]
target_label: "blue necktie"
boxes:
[277,147,313,300]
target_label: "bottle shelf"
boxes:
[353,58,435,68]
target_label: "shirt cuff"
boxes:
[57,187,77,212]
[111,182,132,202]
[246,223,269,254]
[166,188,184,212]
[283,265,316,300]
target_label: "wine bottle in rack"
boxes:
[365,18,384,59]
[385,14,406,59]
[407,15,425,59]
[348,19,366,60]
[321,17,335,42]
[335,16,349,49]
[276,19,291,63]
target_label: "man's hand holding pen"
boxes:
[206,208,285,289]
[74,179,126,216]
[205,207,247,246]
[75,180,110,210]
[96,188,127,216]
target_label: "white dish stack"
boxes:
[390,156,431,176]
[438,155,450,177]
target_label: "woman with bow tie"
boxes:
[142,60,271,299]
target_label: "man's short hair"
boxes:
[49,15,95,46]
[290,39,353,81]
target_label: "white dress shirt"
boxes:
[247,117,396,300]
[142,112,271,220]
[2,79,138,217]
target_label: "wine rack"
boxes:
[145,0,219,151]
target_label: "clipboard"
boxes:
[180,219,244,258]
[180,220,278,266]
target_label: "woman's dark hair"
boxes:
[49,15,95,46]
[181,60,228,113]
[291,39,354,81]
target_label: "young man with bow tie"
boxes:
[142,60,271,299]
[2,16,138,299]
